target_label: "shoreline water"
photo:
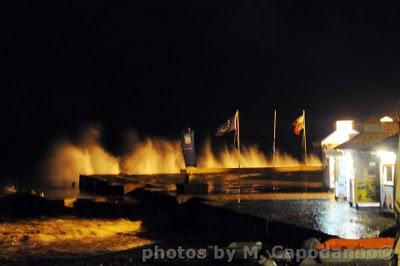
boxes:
[0,172,396,265]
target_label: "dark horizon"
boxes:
[2,0,400,177]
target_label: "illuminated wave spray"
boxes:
[0,217,151,260]
[43,127,321,187]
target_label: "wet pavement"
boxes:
[209,198,396,239]
[1,172,396,261]
[124,173,323,194]
[123,173,396,239]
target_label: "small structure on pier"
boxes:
[322,116,399,208]
[321,120,359,191]
[368,133,398,212]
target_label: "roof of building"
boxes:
[335,115,399,151]
[320,120,359,150]
[367,133,399,152]
[321,129,359,146]
[335,131,392,150]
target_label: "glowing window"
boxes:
[184,134,191,144]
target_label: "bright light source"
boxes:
[380,116,394,123]
[343,151,354,178]
[336,120,354,132]
[321,120,359,149]
[377,150,396,164]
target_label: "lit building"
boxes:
[332,116,398,208]
[321,120,359,191]
[367,134,398,212]
[321,116,399,208]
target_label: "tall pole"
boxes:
[393,100,400,258]
[273,109,277,164]
[237,109,241,168]
[303,109,308,165]
[236,109,241,204]
[395,100,400,216]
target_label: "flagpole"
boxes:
[237,109,241,168]
[236,109,241,205]
[303,109,308,165]
[273,109,277,164]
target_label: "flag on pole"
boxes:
[215,110,241,169]
[293,114,305,135]
[293,110,308,164]
[215,111,238,137]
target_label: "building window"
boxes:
[368,162,377,178]
[184,134,191,144]
[386,165,393,182]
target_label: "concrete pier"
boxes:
[181,165,323,174]
[79,165,325,196]
[79,175,144,195]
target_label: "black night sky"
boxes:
[2,0,400,176]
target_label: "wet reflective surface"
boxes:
[39,174,400,238]
[127,173,321,194]
[130,173,396,239]
[0,173,396,261]
[210,199,396,239]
